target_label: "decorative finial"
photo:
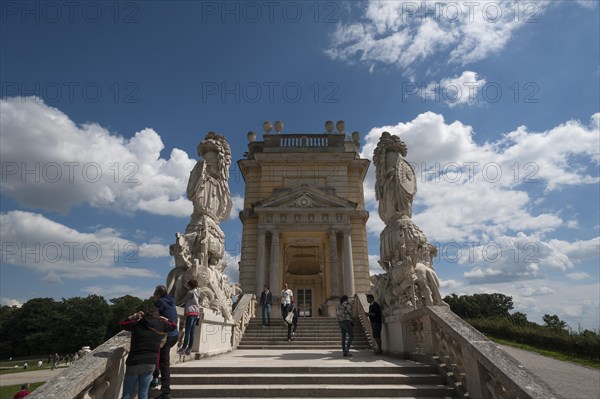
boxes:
[336,120,345,134]
[274,120,283,134]
[352,131,360,142]
[247,131,256,142]
[325,120,334,133]
[263,121,273,133]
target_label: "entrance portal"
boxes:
[296,288,313,317]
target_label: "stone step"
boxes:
[237,345,371,350]
[170,383,456,397]
[172,365,439,374]
[171,373,447,385]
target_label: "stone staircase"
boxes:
[237,316,371,350]
[169,361,456,398]
[168,316,456,398]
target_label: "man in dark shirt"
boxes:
[152,285,179,399]
[366,294,383,354]
[259,285,272,326]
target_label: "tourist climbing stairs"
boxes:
[238,316,371,349]
[168,316,456,398]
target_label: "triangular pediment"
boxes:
[253,184,357,210]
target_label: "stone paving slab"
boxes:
[176,349,421,368]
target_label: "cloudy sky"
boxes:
[1,1,598,329]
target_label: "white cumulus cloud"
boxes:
[0,97,196,216]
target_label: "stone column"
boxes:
[342,229,355,297]
[256,229,266,296]
[269,230,281,300]
[328,230,340,298]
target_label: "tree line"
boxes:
[1,292,598,361]
[443,293,600,362]
[0,295,153,357]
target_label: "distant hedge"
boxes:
[467,317,600,362]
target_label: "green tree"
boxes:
[443,293,513,319]
[543,314,568,330]
[3,298,63,355]
[510,311,530,326]
[105,295,150,339]
[57,295,111,353]
[0,304,21,356]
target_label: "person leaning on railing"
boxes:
[119,308,176,399]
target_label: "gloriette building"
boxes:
[237,121,370,316]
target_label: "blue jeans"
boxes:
[338,320,354,353]
[262,304,271,325]
[182,315,198,349]
[121,371,152,399]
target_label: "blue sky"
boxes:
[1,1,598,330]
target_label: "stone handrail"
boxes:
[354,293,375,350]
[231,293,256,349]
[401,306,563,399]
[28,331,130,399]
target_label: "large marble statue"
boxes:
[166,132,239,320]
[373,131,416,222]
[372,132,446,315]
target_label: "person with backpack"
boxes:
[151,285,179,399]
[119,308,176,399]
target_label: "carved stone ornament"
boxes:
[294,194,315,208]
[371,132,447,315]
[166,132,240,320]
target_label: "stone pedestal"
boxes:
[323,299,339,318]
[381,310,412,357]
[196,308,235,357]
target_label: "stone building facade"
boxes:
[238,126,370,317]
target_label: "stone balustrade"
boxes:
[231,293,256,349]
[28,296,255,398]
[28,331,130,399]
[400,306,563,399]
[354,293,376,350]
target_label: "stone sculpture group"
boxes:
[166,132,240,320]
[372,132,447,315]
[165,129,445,322]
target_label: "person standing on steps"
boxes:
[286,300,299,341]
[177,279,203,356]
[365,294,383,354]
[119,308,176,399]
[280,283,293,322]
[152,285,178,399]
[260,284,272,326]
[336,295,354,357]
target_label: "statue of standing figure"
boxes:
[166,132,238,320]
[372,131,446,314]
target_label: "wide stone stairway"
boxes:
[168,317,456,398]
[238,316,371,350]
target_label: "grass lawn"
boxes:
[488,336,600,370]
[0,382,45,399]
